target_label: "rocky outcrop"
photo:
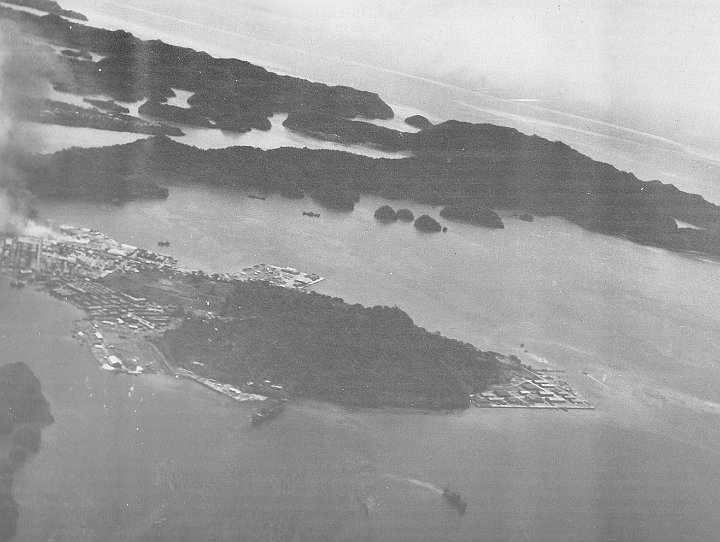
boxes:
[414,215,442,232]
[396,208,415,221]
[374,205,397,222]
[440,203,504,229]
[405,115,432,130]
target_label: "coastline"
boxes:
[43,0,720,206]
[1,223,594,412]
[6,198,720,542]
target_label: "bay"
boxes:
[7,186,718,541]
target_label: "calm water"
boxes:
[7,186,716,541]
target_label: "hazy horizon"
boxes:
[58,0,720,158]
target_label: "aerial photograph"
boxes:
[1,1,720,540]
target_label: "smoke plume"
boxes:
[0,19,64,237]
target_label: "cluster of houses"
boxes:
[50,276,174,331]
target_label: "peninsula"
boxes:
[1,227,591,412]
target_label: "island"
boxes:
[395,208,415,221]
[374,205,398,222]
[0,362,54,542]
[405,115,433,130]
[440,203,505,229]
[414,214,443,232]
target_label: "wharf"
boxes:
[230,263,324,289]
[471,367,593,410]
[175,368,267,402]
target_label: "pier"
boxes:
[175,368,267,402]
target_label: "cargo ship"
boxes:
[442,487,467,514]
[250,400,286,426]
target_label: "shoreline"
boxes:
[1,223,592,413]
[0,225,324,407]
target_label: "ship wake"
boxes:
[382,473,443,494]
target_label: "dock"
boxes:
[471,367,593,410]
[174,368,267,402]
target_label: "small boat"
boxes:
[250,400,286,426]
[248,194,266,200]
[442,487,467,514]
[158,240,170,247]
[9,279,26,288]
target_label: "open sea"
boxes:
[3,1,720,540]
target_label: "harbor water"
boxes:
[3,187,717,541]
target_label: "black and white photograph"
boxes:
[1,1,720,540]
